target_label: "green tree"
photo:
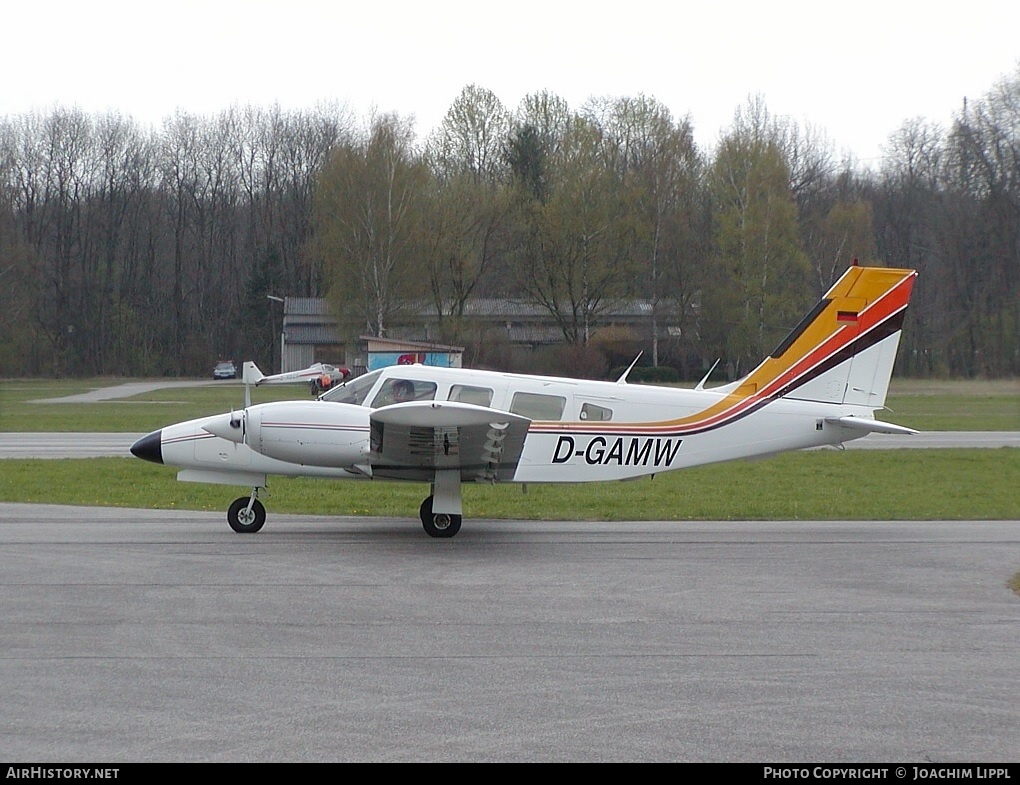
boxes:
[706,97,811,375]
[420,88,514,343]
[505,124,548,204]
[314,114,429,338]
[514,90,573,172]
[512,116,638,346]
[427,84,510,184]
[584,95,706,367]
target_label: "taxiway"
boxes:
[1,504,1017,762]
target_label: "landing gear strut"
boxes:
[227,490,266,533]
[419,495,461,539]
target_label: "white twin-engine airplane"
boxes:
[130,264,918,538]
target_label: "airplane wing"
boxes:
[253,362,327,385]
[368,401,531,483]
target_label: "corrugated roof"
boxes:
[284,297,656,320]
[360,335,464,352]
[284,297,328,316]
[460,299,653,319]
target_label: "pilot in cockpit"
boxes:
[391,379,415,403]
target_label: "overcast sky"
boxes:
[4,0,1018,164]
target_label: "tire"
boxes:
[227,497,266,533]
[419,495,462,538]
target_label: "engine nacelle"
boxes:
[204,401,371,468]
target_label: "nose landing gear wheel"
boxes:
[228,497,266,533]
[419,495,461,538]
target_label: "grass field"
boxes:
[0,379,306,433]
[0,376,1017,521]
[884,379,1019,431]
[0,448,1017,521]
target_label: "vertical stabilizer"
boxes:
[242,362,265,385]
[738,266,917,409]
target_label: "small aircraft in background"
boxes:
[131,264,918,538]
[244,361,349,397]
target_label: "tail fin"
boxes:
[733,265,917,409]
[242,361,265,386]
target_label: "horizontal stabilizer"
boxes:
[825,415,918,436]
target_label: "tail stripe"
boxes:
[770,298,832,358]
[772,307,906,399]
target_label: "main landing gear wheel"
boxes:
[419,495,461,539]
[227,497,266,533]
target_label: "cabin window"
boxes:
[371,378,437,407]
[579,402,613,421]
[448,385,493,407]
[320,370,380,405]
[510,392,566,420]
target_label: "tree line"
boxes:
[1,68,1017,380]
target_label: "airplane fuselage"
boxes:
[147,363,875,487]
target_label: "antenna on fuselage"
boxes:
[693,359,721,391]
[615,352,643,384]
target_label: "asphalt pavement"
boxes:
[1,505,1017,762]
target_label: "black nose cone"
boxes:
[130,430,163,464]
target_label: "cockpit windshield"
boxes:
[371,378,437,407]
[319,370,381,405]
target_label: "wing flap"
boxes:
[369,401,531,482]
